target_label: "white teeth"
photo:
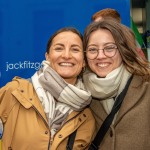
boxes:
[60,63,73,66]
[97,63,108,67]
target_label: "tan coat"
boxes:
[90,75,150,150]
[0,77,95,150]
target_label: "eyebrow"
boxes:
[53,43,64,47]
[88,42,116,47]
[54,43,82,49]
[71,44,82,49]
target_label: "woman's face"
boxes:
[46,31,85,85]
[86,29,122,77]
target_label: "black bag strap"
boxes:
[89,76,133,150]
[66,130,77,150]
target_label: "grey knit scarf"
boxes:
[32,61,91,139]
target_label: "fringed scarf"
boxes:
[31,61,91,139]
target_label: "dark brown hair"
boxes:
[83,19,150,76]
[46,27,83,54]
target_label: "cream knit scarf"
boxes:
[32,61,91,139]
[83,64,131,115]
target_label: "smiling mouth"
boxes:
[97,63,109,67]
[59,62,74,67]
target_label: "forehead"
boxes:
[52,31,82,45]
[89,29,115,43]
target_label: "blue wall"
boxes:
[0,0,130,87]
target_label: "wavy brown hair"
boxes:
[83,19,150,77]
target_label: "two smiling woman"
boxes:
[1,18,150,150]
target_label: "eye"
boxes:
[104,45,117,52]
[54,47,64,51]
[71,47,80,53]
[87,47,98,53]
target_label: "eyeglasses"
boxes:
[85,44,118,60]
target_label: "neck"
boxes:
[64,78,77,85]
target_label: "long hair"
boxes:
[83,19,150,77]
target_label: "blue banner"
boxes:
[0,0,130,87]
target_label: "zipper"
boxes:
[32,107,85,149]
[32,106,51,150]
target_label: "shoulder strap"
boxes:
[89,76,133,150]
[66,130,77,150]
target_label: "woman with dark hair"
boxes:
[0,27,95,150]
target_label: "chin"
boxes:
[96,72,107,78]
[98,75,106,78]
[60,74,73,78]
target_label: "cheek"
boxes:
[87,60,94,67]
[87,60,96,72]
[113,54,122,68]
[48,53,59,61]
[75,54,84,65]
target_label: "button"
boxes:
[8,147,12,150]
[83,114,86,117]
[58,134,63,138]
[20,90,24,93]
[110,130,113,137]
[29,98,32,101]
[45,131,48,134]
[78,118,82,122]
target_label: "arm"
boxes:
[0,81,18,127]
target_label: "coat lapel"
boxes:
[115,75,145,125]
[31,91,48,124]
[90,99,107,121]
[12,78,48,124]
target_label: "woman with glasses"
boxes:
[83,19,150,150]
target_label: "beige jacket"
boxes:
[90,75,150,150]
[0,77,95,150]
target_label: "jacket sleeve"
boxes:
[0,82,18,123]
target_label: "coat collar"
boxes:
[91,75,147,125]
[11,77,48,124]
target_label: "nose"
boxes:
[96,49,106,59]
[62,49,72,59]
